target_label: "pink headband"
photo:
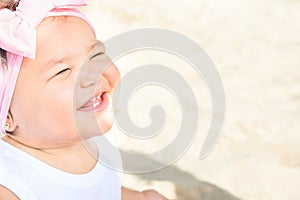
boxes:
[0,0,94,134]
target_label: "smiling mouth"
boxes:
[78,92,109,113]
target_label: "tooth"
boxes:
[97,95,101,100]
[91,97,97,102]
[93,101,100,108]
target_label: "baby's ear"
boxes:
[5,111,17,133]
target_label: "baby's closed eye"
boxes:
[55,68,71,77]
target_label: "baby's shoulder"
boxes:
[0,143,39,199]
[0,148,21,197]
[0,147,22,177]
[0,141,32,179]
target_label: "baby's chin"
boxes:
[74,97,115,138]
[95,104,114,131]
[78,119,113,140]
[96,114,114,134]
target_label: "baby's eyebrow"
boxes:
[87,40,106,57]
[42,56,73,73]
[88,40,104,52]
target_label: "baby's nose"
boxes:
[79,55,111,88]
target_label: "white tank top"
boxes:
[0,138,122,200]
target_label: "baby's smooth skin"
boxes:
[0,16,167,200]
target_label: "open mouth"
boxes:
[78,92,109,113]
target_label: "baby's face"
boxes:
[9,16,120,148]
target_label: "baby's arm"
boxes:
[122,187,168,200]
[0,185,19,200]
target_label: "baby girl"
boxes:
[0,0,167,199]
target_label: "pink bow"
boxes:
[0,0,90,134]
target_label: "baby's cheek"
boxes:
[44,101,77,139]
[12,90,39,122]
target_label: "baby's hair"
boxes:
[0,0,20,68]
[0,48,7,69]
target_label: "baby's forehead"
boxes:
[39,13,96,36]
[38,15,87,29]
[28,16,103,71]
[36,16,96,49]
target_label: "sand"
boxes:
[83,0,300,199]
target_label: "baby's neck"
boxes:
[2,135,99,174]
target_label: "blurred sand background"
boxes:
[82,0,300,199]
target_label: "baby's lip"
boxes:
[77,90,106,111]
